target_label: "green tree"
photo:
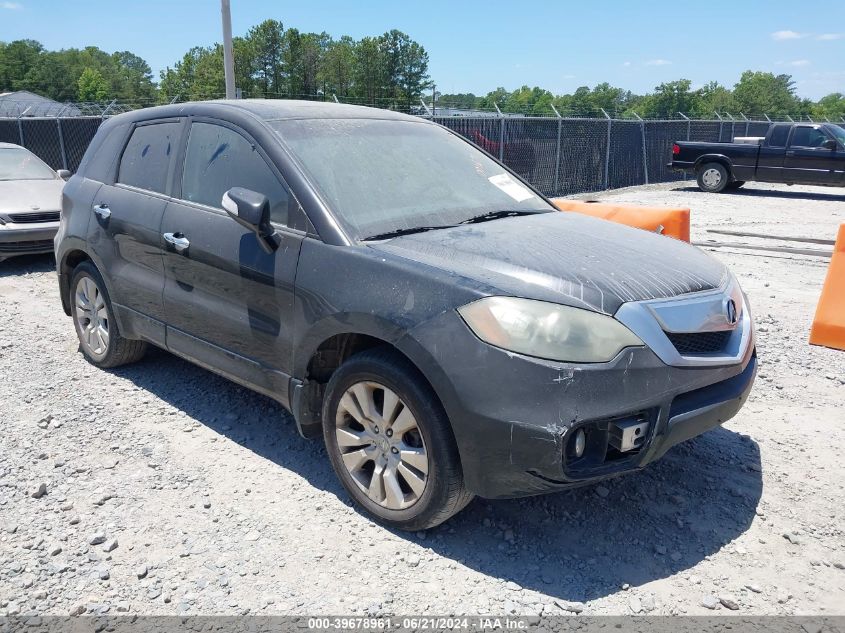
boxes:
[246,19,284,96]
[0,39,44,91]
[352,36,384,104]
[812,93,845,119]
[437,92,478,109]
[111,51,156,102]
[319,36,355,97]
[77,67,109,101]
[396,35,430,109]
[732,71,799,117]
[477,87,509,111]
[695,81,735,116]
[639,79,699,118]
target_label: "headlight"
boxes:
[458,297,643,363]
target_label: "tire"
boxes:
[322,347,473,530]
[696,162,729,193]
[726,180,746,189]
[69,261,147,368]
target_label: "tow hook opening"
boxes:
[563,411,654,477]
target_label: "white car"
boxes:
[0,142,67,262]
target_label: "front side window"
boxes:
[827,125,845,146]
[118,122,180,194]
[181,122,290,225]
[789,127,830,148]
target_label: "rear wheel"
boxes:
[726,180,746,189]
[322,347,473,530]
[70,262,147,368]
[696,162,729,193]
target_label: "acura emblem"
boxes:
[725,298,738,325]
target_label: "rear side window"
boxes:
[790,127,829,148]
[768,125,790,147]
[118,122,180,194]
[181,122,290,225]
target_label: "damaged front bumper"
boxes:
[402,309,757,499]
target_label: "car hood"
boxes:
[369,212,728,315]
[0,179,64,215]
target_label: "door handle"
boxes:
[92,204,111,220]
[786,151,795,157]
[163,232,190,253]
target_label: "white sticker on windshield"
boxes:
[488,173,535,202]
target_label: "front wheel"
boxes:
[322,348,473,530]
[696,162,729,193]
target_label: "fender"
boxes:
[693,153,734,173]
[292,311,414,379]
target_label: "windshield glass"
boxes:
[272,119,552,240]
[829,124,845,146]
[0,148,57,181]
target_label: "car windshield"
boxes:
[0,148,57,181]
[828,125,845,146]
[272,119,552,240]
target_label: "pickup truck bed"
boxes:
[670,122,845,192]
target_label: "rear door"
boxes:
[755,123,789,182]
[160,118,304,402]
[87,119,184,344]
[783,125,840,185]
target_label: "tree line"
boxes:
[1,19,843,120]
[440,74,845,120]
[0,20,432,110]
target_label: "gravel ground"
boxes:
[1,181,844,618]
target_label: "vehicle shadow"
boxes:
[0,253,55,278]
[674,184,845,202]
[114,346,762,604]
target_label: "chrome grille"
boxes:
[665,330,732,355]
[8,211,60,224]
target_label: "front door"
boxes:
[783,126,842,186]
[87,119,183,344]
[160,119,303,402]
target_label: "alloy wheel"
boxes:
[74,276,109,357]
[335,381,429,510]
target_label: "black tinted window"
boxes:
[768,125,790,147]
[181,122,289,225]
[790,127,829,148]
[118,122,180,193]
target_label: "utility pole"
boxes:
[431,84,436,117]
[221,0,236,99]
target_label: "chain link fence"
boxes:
[0,115,104,172]
[2,100,841,197]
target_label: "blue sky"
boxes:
[2,0,844,99]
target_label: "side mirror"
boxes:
[822,139,837,150]
[56,169,71,180]
[221,187,281,254]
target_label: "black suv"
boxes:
[56,100,756,529]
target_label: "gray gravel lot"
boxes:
[1,181,844,617]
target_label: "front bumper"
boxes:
[0,222,59,258]
[402,308,756,499]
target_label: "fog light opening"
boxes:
[573,428,586,458]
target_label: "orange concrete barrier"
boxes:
[551,199,691,242]
[809,223,845,351]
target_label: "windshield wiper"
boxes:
[363,224,458,241]
[459,209,543,225]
